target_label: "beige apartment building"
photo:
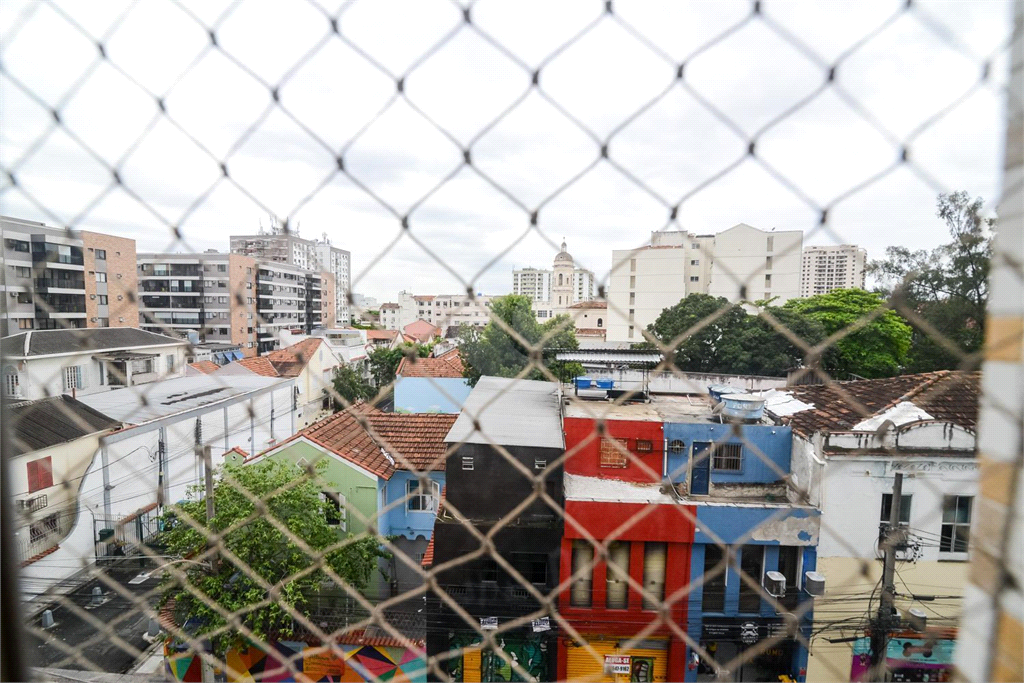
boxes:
[707,223,803,305]
[800,244,867,297]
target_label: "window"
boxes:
[691,242,700,249]
[669,439,685,454]
[63,366,84,391]
[4,367,20,398]
[7,239,30,252]
[516,553,548,585]
[635,439,653,453]
[96,318,109,327]
[534,458,547,470]
[777,546,801,609]
[629,292,635,305]
[606,541,630,609]
[29,513,59,543]
[765,274,772,286]
[596,318,603,328]
[321,492,346,530]
[940,495,972,554]
[628,325,634,339]
[702,545,726,612]
[131,358,153,374]
[765,255,773,270]
[95,272,107,283]
[570,540,594,607]
[407,479,440,512]
[766,236,774,252]
[880,493,912,526]
[462,456,474,471]
[642,542,667,610]
[481,558,498,583]
[218,264,227,272]
[629,258,636,272]
[629,276,636,289]
[95,249,106,260]
[711,443,743,471]
[690,259,700,266]
[600,438,628,468]
[27,457,54,493]
[689,276,700,282]
[97,295,108,305]
[166,355,176,373]
[738,545,764,612]
[18,318,34,330]
[13,266,31,278]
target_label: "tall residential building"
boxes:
[380,291,496,332]
[1,216,139,336]
[708,223,803,305]
[607,230,714,342]
[230,223,351,326]
[800,244,867,297]
[519,240,596,321]
[138,252,324,355]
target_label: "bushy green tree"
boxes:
[331,365,374,409]
[783,288,912,378]
[367,342,431,388]
[869,191,993,372]
[458,295,583,386]
[159,460,388,655]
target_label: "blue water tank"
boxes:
[721,394,767,421]
[707,384,737,402]
[596,378,614,390]
[574,377,594,389]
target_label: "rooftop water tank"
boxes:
[707,384,737,403]
[721,394,767,422]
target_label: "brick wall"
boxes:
[229,254,258,357]
[321,269,336,329]
[80,231,138,328]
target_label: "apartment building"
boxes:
[138,252,324,355]
[512,267,551,303]
[230,224,350,325]
[708,223,803,305]
[520,240,597,320]
[380,291,495,332]
[1,216,139,335]
[800,244,867,297]
[607,230,714,343]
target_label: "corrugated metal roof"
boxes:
[8,395,120,457]
[445,377,564,449]
[1,328,186,358]
[555,350,663,365]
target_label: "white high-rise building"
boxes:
[607,230,714,343]
[800,245,867,297]
[708,224,803,305]
[512,268,551,303]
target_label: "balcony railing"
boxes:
[35,278,86,290]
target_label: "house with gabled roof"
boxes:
[217,337,342,429]
[243,404,457,601]
[764,370,980,682]
[394,348,470,413]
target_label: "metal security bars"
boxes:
[1,1,1022,683]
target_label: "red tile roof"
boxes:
[568,301,607,309]
[575,328,606,337]
[396,348,465,379]
[366,330,398,341]
[403,320,442,343]
[421,535,434,568]
[775,371,980,438]
[188,360,220,374]
[234,338,325,378]
[277,405,458,479]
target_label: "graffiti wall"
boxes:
[445,633,553,682]
[165,639,427,682]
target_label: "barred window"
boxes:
[711,443,743,471]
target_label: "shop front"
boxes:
[694,618,804,683]
[849,634,955,682]
[564,636,670,683]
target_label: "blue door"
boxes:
[691,442,711,496]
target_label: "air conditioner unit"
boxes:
[90,317,98,322]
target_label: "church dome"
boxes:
[554,240,574,265]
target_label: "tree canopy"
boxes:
[331,364,374,409]
[458,295,583,386]
[368,342,432,388]
[159,460,387,655]
[869,191,993,372]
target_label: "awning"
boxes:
[554,350,663,366]
[213,352,226,363]
[230,350,244,360]
[93,352,159,362]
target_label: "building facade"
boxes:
[1,217,140,335]
[708,224,803,305]
[607,231,714,343]
[230,224,350,326]
[799,245,867,298]
[520,241,597,322]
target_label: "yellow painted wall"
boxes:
[806,557,969,682]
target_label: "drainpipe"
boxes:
[101,444,112,520]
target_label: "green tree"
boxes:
[783,288,912,378]
[331,365,374,409]
[159,460,388,655]
[729,307,827,377]
[869,191,993,372]
[368,343,431,388]
[458,295,583,386]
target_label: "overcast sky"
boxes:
[0,0,1013,302]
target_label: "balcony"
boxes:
[35,278,86,292]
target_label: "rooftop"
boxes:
[366,329,399,341]
[568,301,608,309]
[187,361,220,375]
[446,377,564,449]
[396,348,464,379]
[564,393,715,423]
[8,395,121,457]
[77,375,287,424]
[1,328,186,359]
[556,350,663,366]
[766,370,980,437]
[232,338,325,378]
[403,320,442,343]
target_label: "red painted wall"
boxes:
[563,417,665,482]
[564,501,697,543]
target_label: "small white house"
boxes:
[1,328,189,401]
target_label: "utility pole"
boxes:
[870,472,904,680]
[201,444,217,683]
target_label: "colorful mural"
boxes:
[165,638,426,683]
[445,633,552,682]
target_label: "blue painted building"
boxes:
[660,419,818,682]
[393,349,471,414]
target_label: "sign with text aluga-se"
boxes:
[604,655,631,675]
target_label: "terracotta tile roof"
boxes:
[396,349,465,378]
[774,370,980,437]
[188,360,220,374]
[403,320,442,343]
[380,303,399,310]
[264,337,323,377]
[235,355,280,377]
[568,301,607,309]
[421,535,434,568]
[366,329,398,340]
[575,328,607,337]
[284,406,457,478]
[364,412,457,471]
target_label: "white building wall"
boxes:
[709,223,803,304]
[799,244,868,297]
[607,246,689,343]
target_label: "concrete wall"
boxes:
[379,469,446,540]
[393,376,471,413]
[575,366,788,395]
[664,423,793,486]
